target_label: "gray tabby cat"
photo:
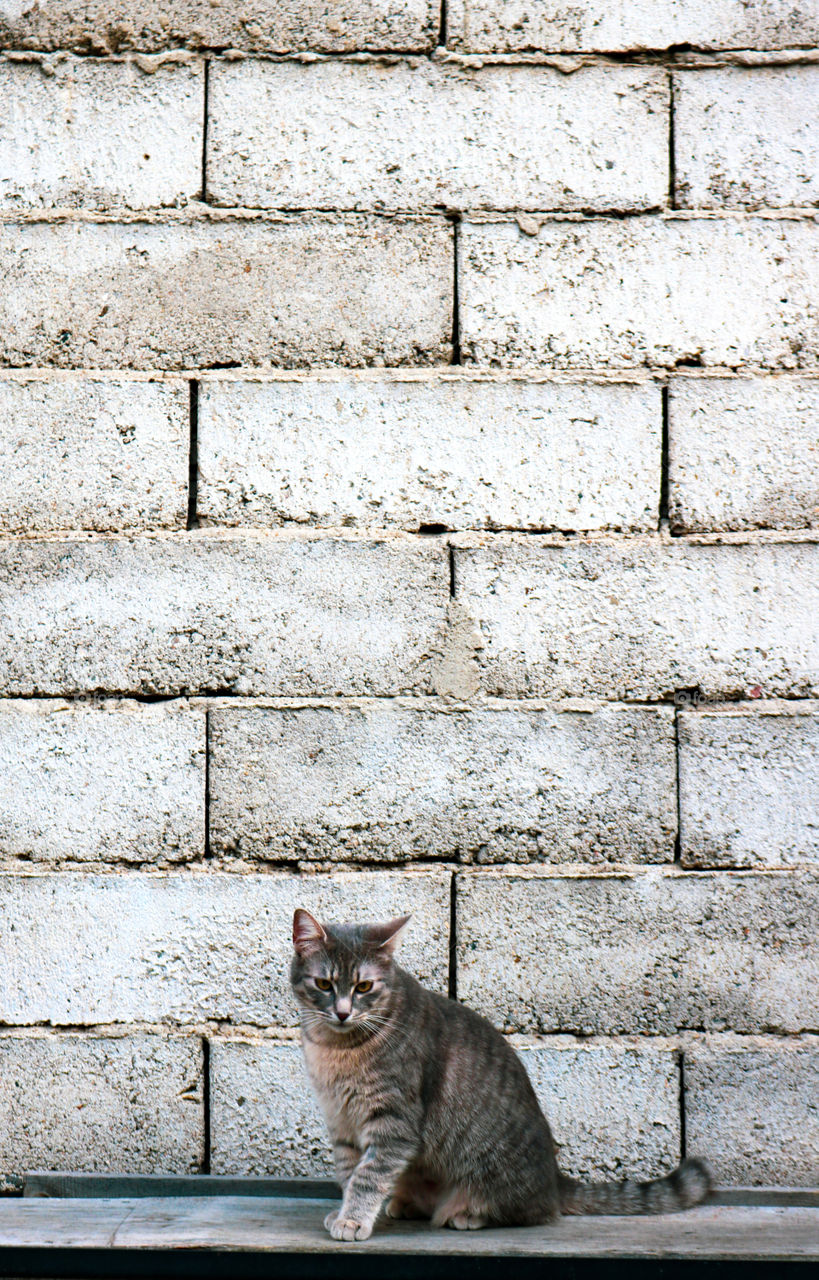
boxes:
[291,909,710,1242]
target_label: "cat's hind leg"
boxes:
[431,1188,489,1231]
[386,1172,442,1221]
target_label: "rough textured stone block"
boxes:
[209,1036,680,1181]
[207,60,667,213]
[197,373,661,532]
[0,217,451,369]
[685,1035,819,1185]
[669,376,819,532]
[0,375,188,533]
[210,1039,332,1178]
[456,868,819,1034]
[0,1031,204,1192]
[446,1,819,52]
[453,537,819,699]
[0,700,204,864]
[0,2,437,53]
[679,703,819,867]
[0,870,450,1025]
[517,1040,680,1181]
[209,700,676,864]
[0,57,202,210]
[0,532,448,696]
[459,217,819,370]
[675,69,819,210]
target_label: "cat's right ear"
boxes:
[293,909,328,957]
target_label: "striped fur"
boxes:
[290,911,711,1242]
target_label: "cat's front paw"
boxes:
[324,1211,373,1242]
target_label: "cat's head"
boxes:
[290,909,410,1036]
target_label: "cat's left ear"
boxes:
[366,915,412,956]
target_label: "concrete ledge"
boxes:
[0,1191,816,1260]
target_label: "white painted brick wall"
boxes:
[207,60,667,213]
[209,700,676,864]
[209,1036,680,1181]
[197,373,661,532]
[0,57,202,210]
[0,870,450,1026]
[453,536,819,700]
[0,533,449,696]
[0,1032,204,1192]
[446,0,819,52]
[668,376,819,532]
[679,703,819,868]
[209,1040,333,1178]
[674,69,819,210]
[0,2,438,53]
[459,217,819,370]
[0,375,188,533]
[456,867,819,1034]
[0,1,816,1191]
[0,700,204,864]
[516,1040,680,1181]
[684,1035,819,1185]
[0,217,452,368]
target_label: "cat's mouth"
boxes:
[331,1019,357,1033]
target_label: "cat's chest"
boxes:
[302,1040,377,1138]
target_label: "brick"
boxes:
[0,375,188,533]
[209,1040,332,1178]
[197,373,661,532]
[0,2,437,53]
[459,217,819,370]
[0,217,452,369]
[0,870,450,1026]
[685,1035,819,1185]
[669,376,819,532]
[207,60,667,213]
[209,1035,679,1181]
[0,700,204,864]
[679,703,819,868]
[446,1,819,52]
[0,532,448,696]
[517,1041,680,1181]
[0,1031,203,1192]
[674,69,819,211]
[456,867,819,1034]
[0,57,202,210]
[453,537,819,699]
[209,701,676,864]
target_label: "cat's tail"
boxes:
[559,1158,711,1216]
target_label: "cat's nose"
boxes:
[336,1009,350,1023]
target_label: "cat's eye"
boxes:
[314,977,332,991]
[355,980,373,993]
